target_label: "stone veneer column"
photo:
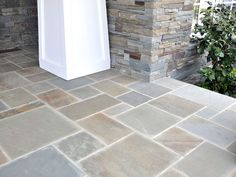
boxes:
[107,0,199,81]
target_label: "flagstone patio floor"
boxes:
[0,47,236,177]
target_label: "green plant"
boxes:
[192,3,236,97]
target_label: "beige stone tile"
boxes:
[79,113,132,144]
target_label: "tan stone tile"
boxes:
[155,127,203,155]
[79,113,132,144]
[37,89,77,108]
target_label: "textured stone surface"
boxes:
[88,69,120,81]
[16,67,45,77]
[80,134,179,177]
[117,104,180,137]
[154,78,188,90]
[150,94,204,118]
[26,72,55,82]
[24,82,55,94]
[56,132,104,161]
[0,107,79,158]
[79,113,132,144]
[111,75,138,85]
[0,147,84,177]
[0,63,21,73]
[118,91,151,106]
[104,103,132,116]
[212,110,236,131]
[175,143,236,177]
[69,86,100,100]
[195,107,218,119]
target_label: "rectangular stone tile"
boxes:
[0,63,21,73]
[118,91,152,106]
[227,141,236,155]
[0,107,79,158]
[0,147,84,177]
[49,77,94,90]
[92,80,130,97]
[26,72,55,82]
[0,73,30,91]
[129,82,171,98]
[111,75,138,85]
[80,134,179,177]
[0,150,8,165]
[117,104,180,137]
[16,67,45,77]
[0,101,44,120]
[59,94,120,120]
[37,89,77,108]
[212,110,236,131]
[175,143,236,177]
[17,60,39,68]
[150,94,204,118]
[0,88,37,108]
[104,103,132,116]
[172,85,236,111]
[88,69,121,81]
[69,86,100,100]
[195,107,219,119]
[78,113,132,144]
[155,127,203,155]
[24,82,55,94]
[154,77,188,90]
[0,101,8,112]
[178,116,236,148]
[5,54,35,64]
[56,132,104,161]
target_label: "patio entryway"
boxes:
[0,48,235,177]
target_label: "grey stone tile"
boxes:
[0,150,8,165]
[150,94,204,118]
[111,75,138,85]
[24,82,55,94]
[129,82,171,98]
[230,169,236,177]
[70,86,100,100]
[227,141,236,155]
[17,60,39,68]
[0,101,8,112]
[92,80,130,97]
[155,127,203,155]
[0,88,37,107]
[0,73,30,91]
[0,63,21,73]
[16,67,45,77]
[117,104,180,137]
[195,107,218,119]
[88,69,121,81]
[5,54,35,64]
[0,107,79,158]
[49,77,94,90]
[79,113,132,144]
[56,132,104,161]
[0,147,84,177]
[104,103,132,116]
[26,72,55,82]
[172,85,236,111]
[80,134,179,177]
[159,169,188,177]
[178,116,236,148]
[175,143,236,177]
[154,77,188,90]
[60,94,120,121]
[212,110,236,131]
[118,91,152,106]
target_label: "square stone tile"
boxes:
[70,86,100,100]
[118,91,152,106]
[227,141,236,155]
[104,103,132,116]
[60,94,120,120]
[0,101,8,112]
[56,132,104,161]
[159,169,188,177]
[16,67,45,76]
[0,63,21,73]
[88,69,121,81]
[150,94,204,118]
[117,104,180,137]
[172,85,236,111]
[6,54,35,64]
[212,110,236,131]
[0,88,37,108]
[129,82,171,98]
[0,107,79,158]
[0,147,84,177]
[155,127,203,155]
[26,72,55,82]
[80,134,179,177]
[79,113,132,144]
[24,82,55,94]
[111,75,138,85]
[178,116,236,148]
[92,80,130,97]
[0,150,8,165]
[175,143,236,177]
[154,77,188,90]
[49,77,94,90]
[0,73,30,91]
[37,89,77,108]
[195,107,218,119]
